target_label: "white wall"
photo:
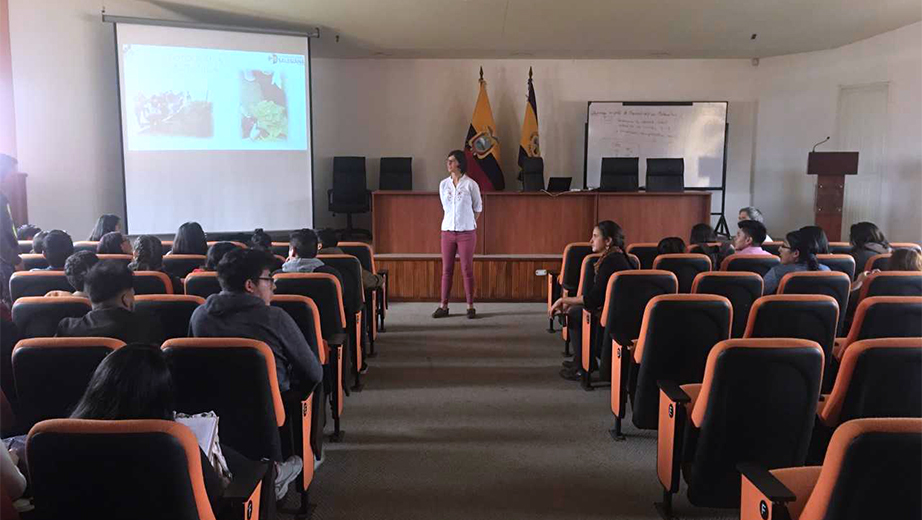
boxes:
[753,22,922,242]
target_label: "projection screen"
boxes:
[112,21,313,234]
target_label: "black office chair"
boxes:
[379,157,413,191]
[328,156,371,239]
[521,157,544,192]
[646,158,684,192]
[600,157,639,192]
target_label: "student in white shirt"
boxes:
[433,150,483,319]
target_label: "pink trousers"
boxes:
[440,230,476,306]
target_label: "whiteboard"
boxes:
[585,102,727,189]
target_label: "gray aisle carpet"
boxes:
[293,303,736,520]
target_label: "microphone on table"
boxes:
[812,136,831,153]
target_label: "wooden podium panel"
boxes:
[482,192,596,254]
[597,192,711,244]
[372,192,484,254]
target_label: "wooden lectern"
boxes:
[808,152,858,242]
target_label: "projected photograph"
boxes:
[240,70,289,142]
[133,90,214,138]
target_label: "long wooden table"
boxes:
[372,191,711,254]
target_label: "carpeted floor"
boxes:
[289,303,736,520]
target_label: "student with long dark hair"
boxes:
[762,228,830,294]
[848,221,891,279]
[550,221,635,381]
[799,225,830,254]
[169,222,208,256]
[96,232,132,255]
[129,235,181,293]
[689,223,731,267]
[657,237,686,255]
[249,228,273,252]
[88,214,121,242]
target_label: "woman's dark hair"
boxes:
[97,232,128,255]
[31,230,48,254]
[786,229,821,270]
[250,228,273,251]
[595,220,632,271]
[318,228,340,249]
[657,237,687,255]
[888,249,922,272]
[689,223,717,245]
[171,222,208,256]
[849,222,890,251]
[205,241,240,271]
[290,229,318,258]
[448,150,467,174]
[71,345,174,421]
[64,251,99,292]
[129,235,164,271]
[216,248,276,292]
[88,214,121,242]
[16,224,41,241]
[799,226,830,255]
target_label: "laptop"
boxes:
[546,177,572,193]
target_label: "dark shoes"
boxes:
[559,366,584,381]
[432,307,449,318]
[467,308,476,319]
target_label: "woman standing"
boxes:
[433,150,483,319]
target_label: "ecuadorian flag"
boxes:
[517,67,539,180]
[464,68,505,191]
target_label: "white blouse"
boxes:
[439,174,483,232]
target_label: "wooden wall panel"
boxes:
[597,193,711,244]
[482,193,596,254]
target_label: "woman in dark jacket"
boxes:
[550,220,635,381]
[848,222,891,278]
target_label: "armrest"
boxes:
[737,464,796,503]
[657,380,691,404]
[833,338,846,360]
[327,333,347,347]
[220,461,268,520]
[547,269,560,277]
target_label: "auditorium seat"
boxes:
[739,418,921,520]
[656,338,824,516]
[318,254,367,389]
[778,271,851,336]
[652,253,712,293]
[161,240,173,254]
[162,254,207,279]
[590,270,677,396]
[891,242,922,252]
[546,242,591,337]
[625,243,659,269]
[762,241,783,256]
[27,418,265,520]
[688,242,721,255]
[9,271,73,301]
[17,240,31,254]
[565,253,601,358]
[271,242,290,257]
[857,271,922,300]
[162,337,316,512]
[11,296,90,339]
[339,241,389,335]
[827,241,851,255]
[271,295,344,445]
[692,271,764,338]
[207,240,248,249]
[184,271,222,299]
[71,241,99,253]
[743,294,839,392]
[817,253,856,281]
[864,253,890,272]
[612,294,730,433]
[12,337,125,427]
[96,254,133,268]
[20,253,49,270]
[834,296,922,359]
[134,295,204,340]
[720,253,781,277]
[132,270,175,295]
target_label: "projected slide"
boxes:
[122,44,308,151]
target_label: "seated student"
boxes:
[732,220,773,256]
[30,230,47,254]
[189,248,323,398]
[46,251,99,298]
[318,228,385,290]
[738,206,773,242]
[193,241,241,274]
[128,235,181,293]
[690,223,733,267]
[36,230,74,270]
[168,221,208,256]
[799,225,830,254]
[96,232,132,255]
[88,214,121,242]
[657,236,686,255]
[762,229,830,294]
[848,221,891,279]
[15,224,40,241]
[69,344,294,511]
[550,221,635,381]
[249,228,273,252]
[282,229,325,273]
[56,260,165,345]
[851,248,922,294]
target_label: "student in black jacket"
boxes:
[56,260,165,345]
[550,221,636,381]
